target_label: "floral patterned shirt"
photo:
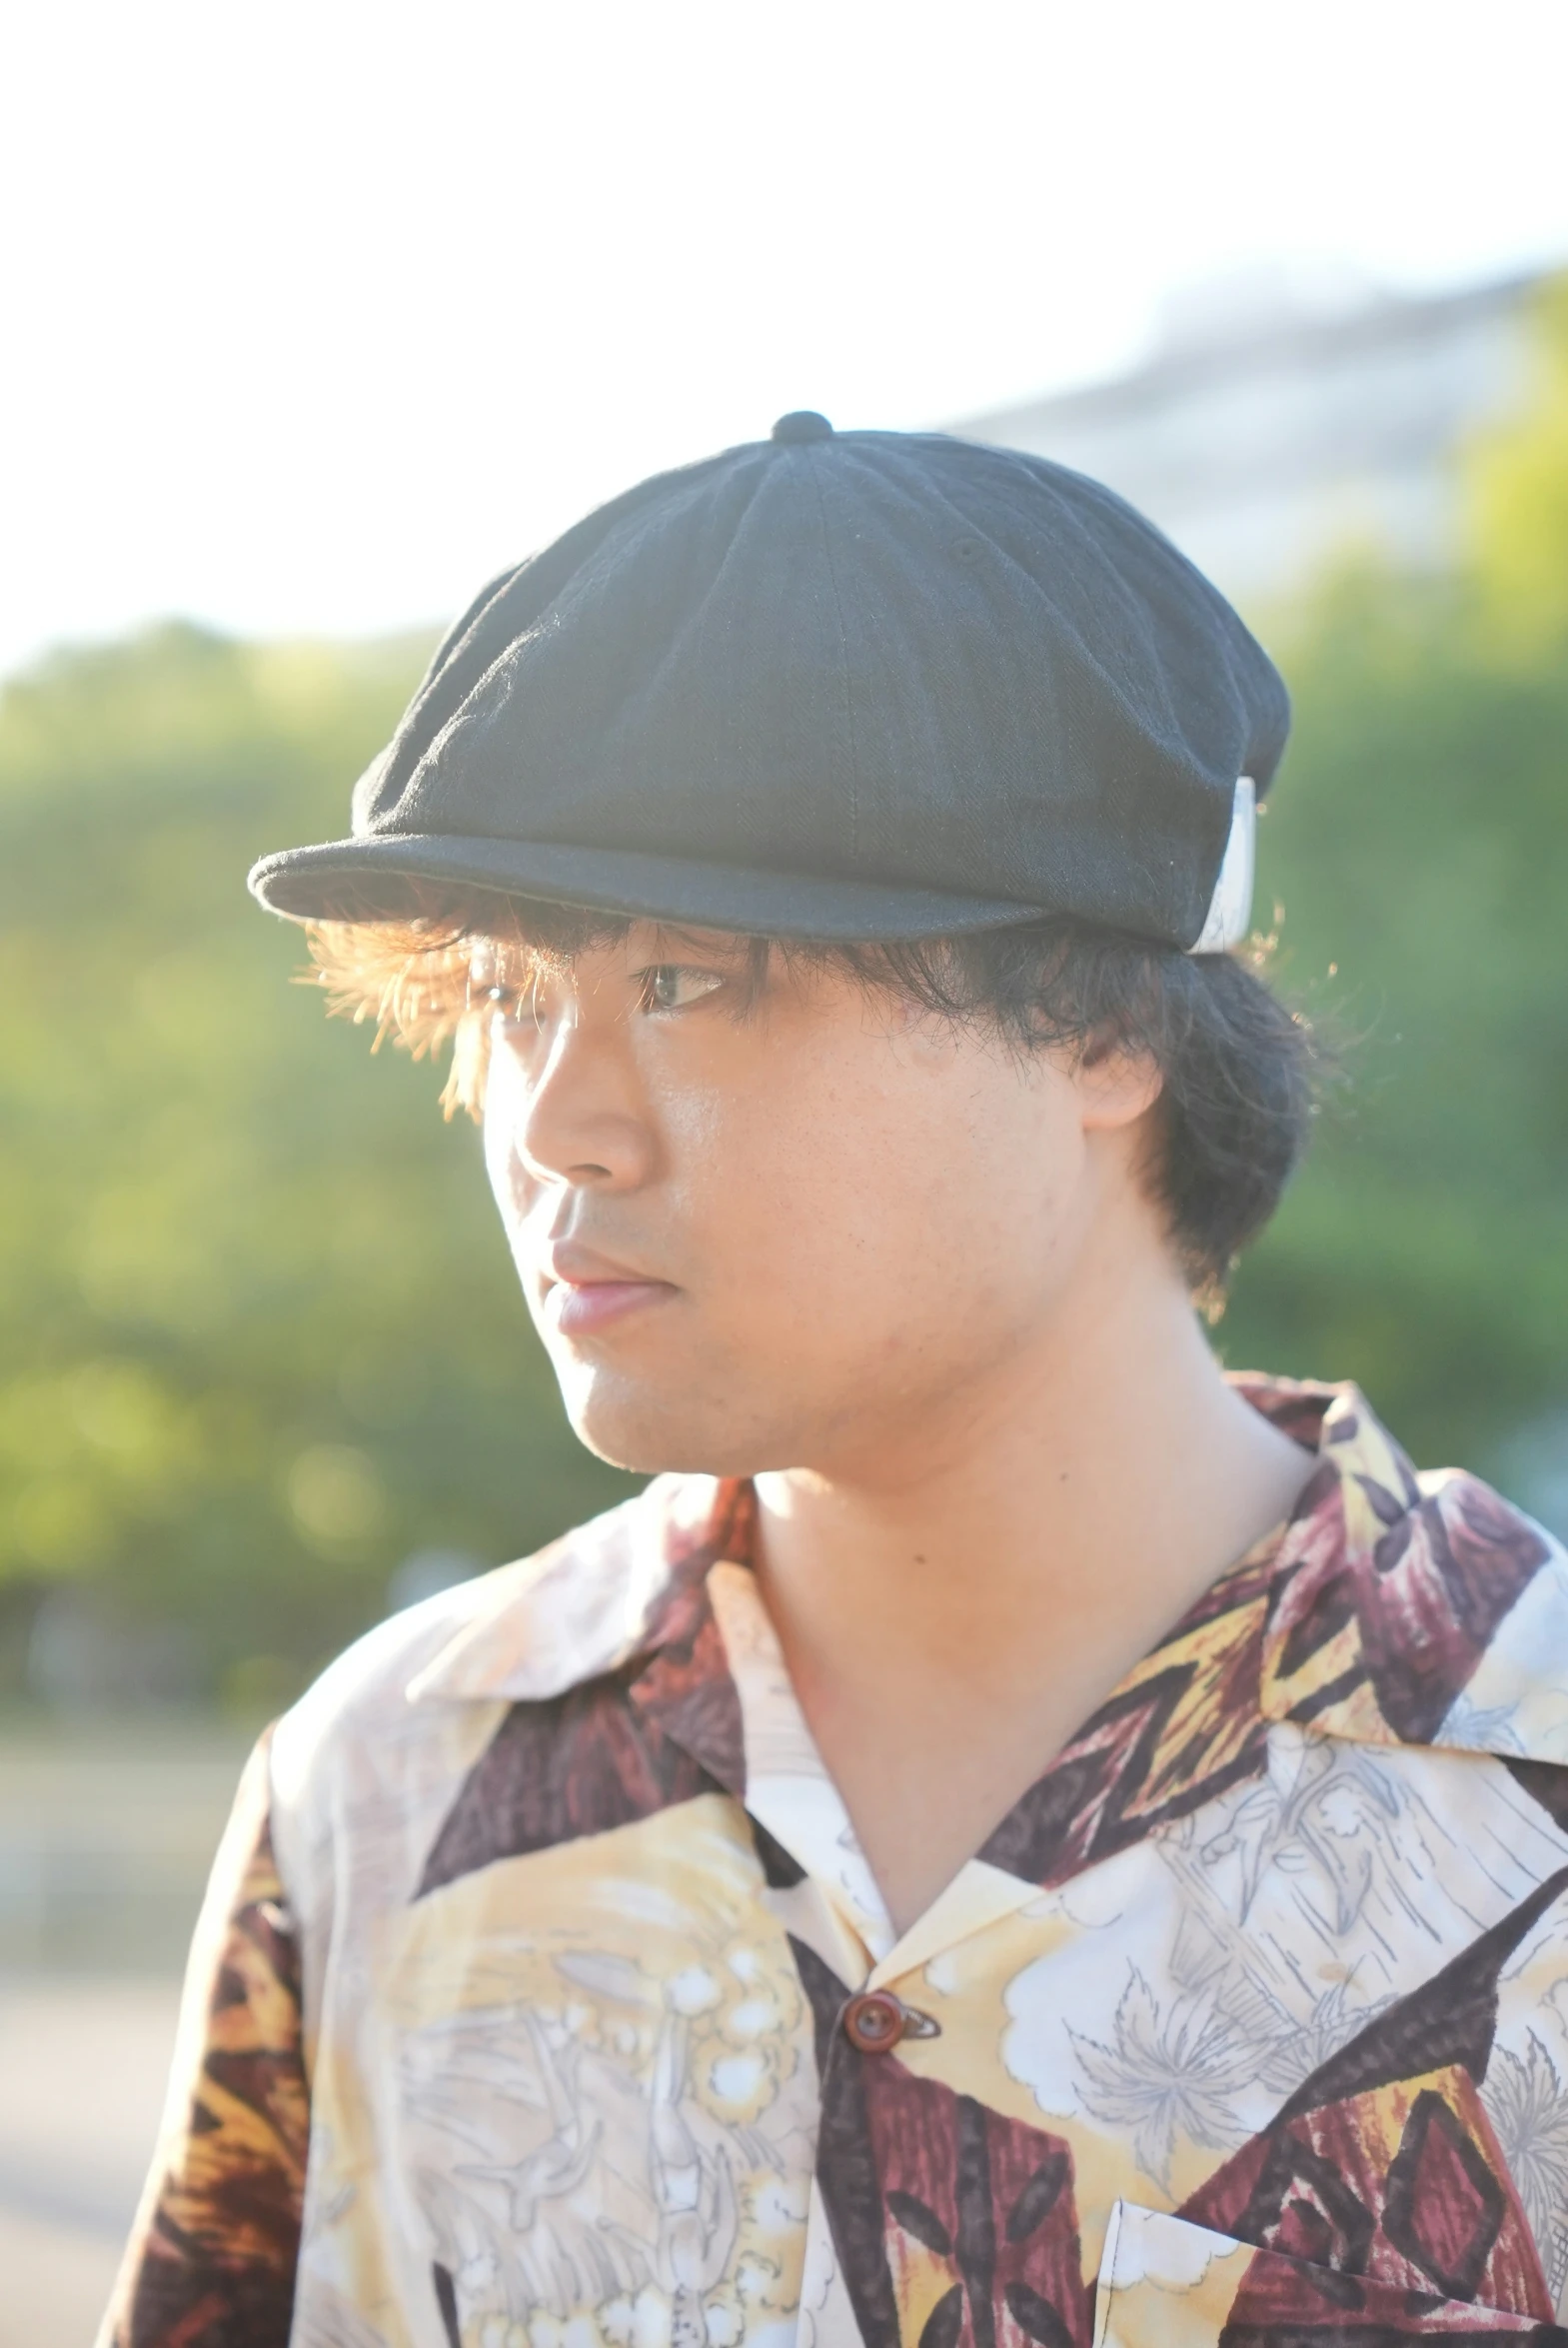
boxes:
[101,1377,1568,2348]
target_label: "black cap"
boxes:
[249,420,1289,948]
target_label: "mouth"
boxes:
[537,1242,679,1340]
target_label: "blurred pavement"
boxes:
[0,1720,251,2346]
[0,1978,182,2345]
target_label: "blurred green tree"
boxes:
[1222,278,1568,1500]
[1468,274,1568,658]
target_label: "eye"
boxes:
[639,964,726,1014]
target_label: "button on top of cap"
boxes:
[772,410,833,444]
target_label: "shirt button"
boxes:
[842,1990,907,2053]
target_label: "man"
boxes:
[105,414,1568,2348]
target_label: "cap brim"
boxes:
[247,833,1046,942]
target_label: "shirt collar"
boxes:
[404,1472,754,1706]
[406,1376,1561,1796]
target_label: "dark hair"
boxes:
[304,886,1320,1297]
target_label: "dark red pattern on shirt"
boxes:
[104,1733,307,2348]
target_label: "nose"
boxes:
[487,1009,657,1195]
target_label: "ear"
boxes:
[1072,1034,1164,1134]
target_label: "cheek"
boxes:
[482,1048,531,1229]
[698,1060,1079,1337]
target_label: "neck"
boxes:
[750,1199,1312,1933]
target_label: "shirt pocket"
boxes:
[1092,2201,1564,2348]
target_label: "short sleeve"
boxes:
[97,1726,310,2348]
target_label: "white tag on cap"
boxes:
[1188,777,1256,954]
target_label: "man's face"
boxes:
[483,924,1154,1477]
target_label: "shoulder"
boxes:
[264,1473,725,1919]
[1427,1470,1568,1764]
[1236,1375,1566,1759]
[272,1473,718,1788]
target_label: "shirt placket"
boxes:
[705,1562,1066,2346]
[706,1560,894,1964]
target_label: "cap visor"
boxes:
[247,833,1045,942]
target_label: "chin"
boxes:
[559,1366,801,1481]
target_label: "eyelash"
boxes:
[636,965,726,1014]
[483,969,724,1026]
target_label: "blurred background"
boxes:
[3,0,1567,2334]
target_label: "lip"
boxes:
[543,1276,675,1337]
[536,1239,678,1338]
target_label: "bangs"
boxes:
[302,887,767,1120]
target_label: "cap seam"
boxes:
[806,456,859,863]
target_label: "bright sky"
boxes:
[4,0,1566,681]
